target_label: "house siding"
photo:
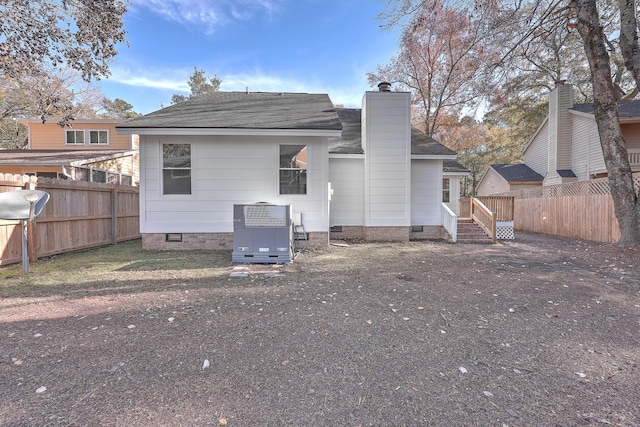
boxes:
[571,115,594,180]
[139,134,329,237]
[548,83,573,174]
[524,121,549,177]
[362,91,411,227]
[328,157,364,226]
[27,121,133,151]
[411,159,442,225]
[477,168,510,195]
[621,124,640,171]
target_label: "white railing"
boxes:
[441,203,457,243]
[628,148,640,167]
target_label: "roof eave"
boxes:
[411,154,457,160]
[116,127,342,137]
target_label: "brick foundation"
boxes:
[142,231,329,251]
[364,226,410,242]
[331,225,447,242]
[410,226,448,241]
[142,233,234,250]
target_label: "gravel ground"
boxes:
[0,232,639,426]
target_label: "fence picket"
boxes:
[0,177,139,266]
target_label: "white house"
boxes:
[477,81,640,195]
[117,84,460,250]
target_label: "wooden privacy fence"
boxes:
[0,175,140,266]
[495,174,640,243]
[514,193,620,243]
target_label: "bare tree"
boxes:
[380,0,640,243]
[369,0,499,137]
[0,0,128,124]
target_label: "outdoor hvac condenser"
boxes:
[232,204,293,263]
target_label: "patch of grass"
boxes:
[0,240,234,298]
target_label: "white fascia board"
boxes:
[329,153,365,159]
[411,154,457,160]
[116,128,342,137]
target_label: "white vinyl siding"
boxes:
[362,91,411,226]
[411,160,442,225]
[328,157,364,226]
[571,115,595,180]
[524,121,549,177]
[139,135,329,234]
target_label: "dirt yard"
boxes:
[0,232,638,426]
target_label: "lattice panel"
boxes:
[496,172,640,199]
[496,225,514,240]
[543,179,611,197]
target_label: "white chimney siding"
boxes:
[545,82,574,185]
[361,90,412,227]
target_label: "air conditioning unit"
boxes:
[232,203,293,263]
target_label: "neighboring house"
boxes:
[477,164,544,195]
[117,84,462,250]
[0,119,139,185]
[478,81,640,195]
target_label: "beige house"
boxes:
[0,119,139,185]
[478,82,640,195]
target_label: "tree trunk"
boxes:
[574,0,640,243]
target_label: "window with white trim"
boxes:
[65,129,109,145]
[279,144,307,195]
[65,130,85,145]
[443,178,451,203]
[89,130,109,145]
[162,143,191,195]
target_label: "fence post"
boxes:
[111,187,117,244]
[24,181,39,262]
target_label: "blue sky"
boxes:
[98,0,401,115]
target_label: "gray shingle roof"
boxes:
[571,100,640,118]
[443,160,470,173]
[328,108,456,156]
[491,164,544,182]
[557,169,577,178]
[117,92,342,131]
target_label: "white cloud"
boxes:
[107,66,373,111]
[108,66,191,93]
[129,0,281,33]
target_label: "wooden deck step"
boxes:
[456,220,494,244]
